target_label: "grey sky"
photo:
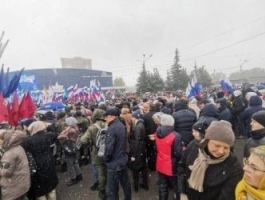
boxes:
[1,0,265,86]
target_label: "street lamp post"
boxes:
[239,59,249,85]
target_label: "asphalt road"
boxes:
[56,138,247,200]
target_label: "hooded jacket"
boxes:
[216,98,232,122]
[0,131,30,200]
[242,96,265,136]
[155,126,182,176]
[172,100,197,145]
[198,103,219,126]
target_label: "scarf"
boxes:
[251,128,265,140]
[235,175,265,200]
[188,148,229,192]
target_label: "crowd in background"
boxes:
[0,86,265,200]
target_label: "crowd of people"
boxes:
[0,88,265,200]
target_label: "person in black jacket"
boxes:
[103,108,131,200]
[21,121,58,200]
[129,111,148,192]
[178,120,243,200]
[143,103,158,171]
[244,110,265,158]
[172,99,197,146]
[215,97,232,122]
[230,90,246,139]
[242,95,265,138]
[198,103,219,126]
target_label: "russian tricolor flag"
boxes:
[220,77,234,94]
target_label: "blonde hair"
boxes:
[250,145,265,165]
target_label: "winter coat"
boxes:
[143,111,157,136]
[155,126,182,176]
[80,120,107,164]
[21,130,58,197]
[104,118,128,171]
[172,100,197,145]
[198,103,219,126]
[242,96,265,136]
[216,98,232,122]
[230,94,246,116]
[128,119,146,170]
[244,128,265,158]
[120,108,133,153]
[180,142,243,200]
[0,131,30,200]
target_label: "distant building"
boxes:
[61,57,92,69]
[10,68,113,90]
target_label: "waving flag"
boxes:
[4,67,24,98]
[191,74,201,96]
[220,77,234,94]
[0,65,4,93]
[8,91,19,126]
[0,92,8,123]
[186,74,201,99]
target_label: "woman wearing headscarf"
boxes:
[0,130,30,200]
[180,120,243,200]
[236,145,265,200]
[22,121,58,200]
[58,116,82,187]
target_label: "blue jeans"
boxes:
[106,167,131,200]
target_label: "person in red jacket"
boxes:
[155,114,183,200]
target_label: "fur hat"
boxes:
[205,120,235,146]
[252,110,265,128]
[160,114,175,127]
[233,90,242,97]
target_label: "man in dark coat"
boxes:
[230,90,246,138]
[198,103,219,126]
[129,111,148,192]
[215,97,232,122]
[172,99,197,146]
[103,108,131,200]
[244,110,265,158]
[142,103,158,171]
[242,95,265,138]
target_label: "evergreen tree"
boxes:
[136,62,151,95]
[149,68,165,92]
[166,48,189,91]
[191,65,212,89]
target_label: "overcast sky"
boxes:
[1,0,265,86]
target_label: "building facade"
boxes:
[11,68,113,90]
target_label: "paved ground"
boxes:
[56,138,247,200]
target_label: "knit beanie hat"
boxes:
[205,120,235,146]
[192,121,209,135]
[252,110,265,127]
[160,114,175,127]
[131,109,142,119]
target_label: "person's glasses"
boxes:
[243,158,265,173]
